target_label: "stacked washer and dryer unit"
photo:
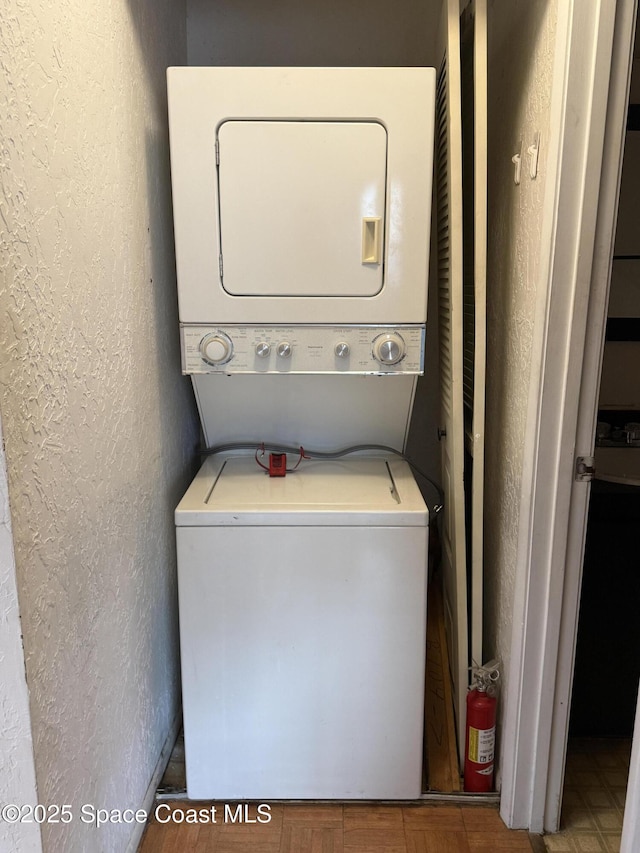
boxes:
[167,67,436,800]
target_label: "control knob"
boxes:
[372,332,406,366]
[334,342,350,359]
[200,331,234,366]
[276,341,292,359]
[255,341,271,358]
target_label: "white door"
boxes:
[543,0,638,835]
[217,121,387,297]
[460,0,487,674]
[437,0,468,764]
[496,0,633,833]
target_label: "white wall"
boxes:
[0,1,198,851]
[484,0,558,719]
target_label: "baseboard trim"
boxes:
[126,710,182,853]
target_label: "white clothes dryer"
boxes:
[176,454,428,799]
[167,66,436,327]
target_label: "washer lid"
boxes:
[175,455,428,526]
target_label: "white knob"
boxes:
[277,341,292,358]
[372,332,406,366]
[200,332,233,365]
[255,342,271,358]
[335,342,350,358]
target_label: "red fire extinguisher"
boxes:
[464,659,500,793]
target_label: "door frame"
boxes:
[498,0,635,834]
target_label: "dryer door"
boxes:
[217,121,387,297]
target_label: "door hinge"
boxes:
[219,254,224,279]
[575,455,595,482]
[215,139,220,165]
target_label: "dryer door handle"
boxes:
[361,217,382,264]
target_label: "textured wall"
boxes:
[484,0,558,706]
[0,1,197,851]
[0,413,41,852]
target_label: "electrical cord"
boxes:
[199,440,444,513]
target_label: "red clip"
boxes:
[268,453,287,477]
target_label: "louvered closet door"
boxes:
[461,0,487,687]
[437,0,468,765]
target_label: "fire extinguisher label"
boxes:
[468,726,495,763]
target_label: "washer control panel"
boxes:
[181,325,425,375]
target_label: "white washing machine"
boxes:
[176,454,428,799]
[167,66,436,799]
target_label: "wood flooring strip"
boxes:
[424,573,463,791]
[160,821,200,853]
[216,841,280,853]
[402,804,465,832]
[405,829,471,853]
[282,804,344,825]
[194,824,219,853]
[343,805,404,831]
[465,830,535,851]
[280,825,344,853]
[460,805,511,832]
[343,828,407,851]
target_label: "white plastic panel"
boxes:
[218,121,386,297]
[167,66,435,324]
[191,373,418,452]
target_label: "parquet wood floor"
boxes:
[138,803,540,852]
